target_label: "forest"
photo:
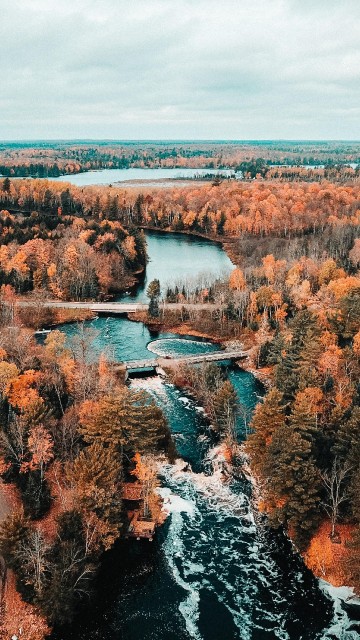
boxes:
[1,140,360,178]
[0,317,175,634]
[0,178,147,300]
[0,170,359,635]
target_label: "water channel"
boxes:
[52,231,355,640]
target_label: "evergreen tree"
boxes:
[246,389,285,477]
[60,189,72,214]
[333,407,360,471]
[66,442,121,525]
[212,379,238,437]
[0,512,30,570]
[109,196,119,220]
[216,211,226,235]
[202,362,225,391]
[275,310,320,404]
[147,279,161,318]
[289,390,320,445]
[2,177,10,193]
[335,289,360,338]
[21,469,51,519]
[146,278,161,299]
[79,389,174,458]
[148,296,159,318]
[266,425,322,548]
[93,195,101,219]
[134,194,144,224]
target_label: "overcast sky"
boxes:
[1,0,359,140]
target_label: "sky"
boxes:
[1,0,360,140]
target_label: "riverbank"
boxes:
[0,481,50,639]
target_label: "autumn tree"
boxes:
[321,458,352,539]
[147,278,161,318]
[131,452,159,519]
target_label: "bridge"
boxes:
[124,349,246,372]
[17,300,218,314]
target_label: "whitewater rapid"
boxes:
[129,374,358,640]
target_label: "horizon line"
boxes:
[1,138,360,144]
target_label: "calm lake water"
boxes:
[122,230,234,302]
[51,167,234,186]
[52,231,352,640]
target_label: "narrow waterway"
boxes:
[51,231,356,639]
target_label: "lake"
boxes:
[51,167,234,187]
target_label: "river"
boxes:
[51,231,356,640]
[121,229,233,302]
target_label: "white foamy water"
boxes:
[159,463,287,639]
[130,373,356,640]
[319,582,359,640]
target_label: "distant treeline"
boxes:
[1,141,360,180]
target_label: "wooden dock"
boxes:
[122,483,156,541]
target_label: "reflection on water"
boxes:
[121,230,233,302]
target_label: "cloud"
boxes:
[0,0,359,139]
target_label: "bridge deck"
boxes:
[18,300,219,313]
[125,350,245,370]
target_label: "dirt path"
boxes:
[0,481,12,614]
[0,481,11,523]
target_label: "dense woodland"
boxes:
[0,178,147,300]
[1,141,360,179]
[0,168,359,634]
[0,318,174,632]
[2,177,360,239]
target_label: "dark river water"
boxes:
[51,232,355,640]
